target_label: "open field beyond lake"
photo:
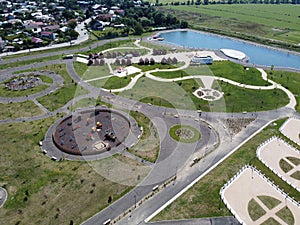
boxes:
[159,4,300,49]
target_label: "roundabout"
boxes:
[0,71,63,103]
[169,124,201,143]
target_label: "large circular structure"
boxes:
[52,108,133,156]
[220,48,247,61]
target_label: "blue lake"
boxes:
[158,30,300,70]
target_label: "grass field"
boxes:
[129,111,160,163]
[88,74,137,89]
[79,39,134,55]
[169,124,201,143]
[178,77,288,112]
[159,4,300,49]
[0,75,53,98]
[81,64,111,80]
[0,55,61,70]
[0,101,44,120]
[32,64,89,111]
[156,61,270,86]
[73,62,89,78]
[0,116,150,225]
[118,74,287,112]
[153,118,300,221]
[267,69,300,113]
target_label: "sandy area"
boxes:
[258,138,300,190]
[222,167,300,225]
[280,118,300,146]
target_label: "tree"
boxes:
[139,58,144,65]
[133,23,143,35]
[180,20,188,28]
[67,19,77,30]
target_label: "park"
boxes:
[0,24,299,225]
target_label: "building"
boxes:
[191,55,213,65]
[41,31,55,40]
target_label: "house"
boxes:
[6,14,15,20]
[114,9,125,16]
[41,31,55,41]
[92,4,102,10]
[31,37,43,44]
[77,1,90,10]
[43,25,60,32]
[191,55,213,65]
[96,14,112,22]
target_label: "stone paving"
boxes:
[221,166,300,225]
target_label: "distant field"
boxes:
[159,4,300,47]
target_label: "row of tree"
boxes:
[114,6,188,35]
[160,0,300,5]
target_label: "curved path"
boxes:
[0,187,7,208]
[0,71,64,104]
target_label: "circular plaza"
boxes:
[44,107,142,160]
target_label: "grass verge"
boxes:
[128,111,160,163]
[267,69,300,113]
[33,64,89,111]
[0,101,44,120]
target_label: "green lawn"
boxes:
[257,195,281,210]
[0,84,50,98]
[0,55,60,70]
[88,74,135,90]
[70,97,112,111]
[177,78,288,112]
[151,69,189,79]
[0,75,53,98]
[153,118,300,221]
[129,111,160,163]
[83,65,111,81]
[140,96,176,108]
[79,39,134,55]
[118,74,287,112]
[34,64,89,111]
[134,63,181,72]
[169,124,201,143]
[73,62,88,78]
[0,101,44,120]
[159,5,300,49]
[248,198,266,221]
[275,206,294,225]
[161,61,270,86]
[0,116,148,225]
[267,69,300,113]
[119,77,199,110]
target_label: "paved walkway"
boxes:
[0,187,7,208]
[222,167,300,225]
